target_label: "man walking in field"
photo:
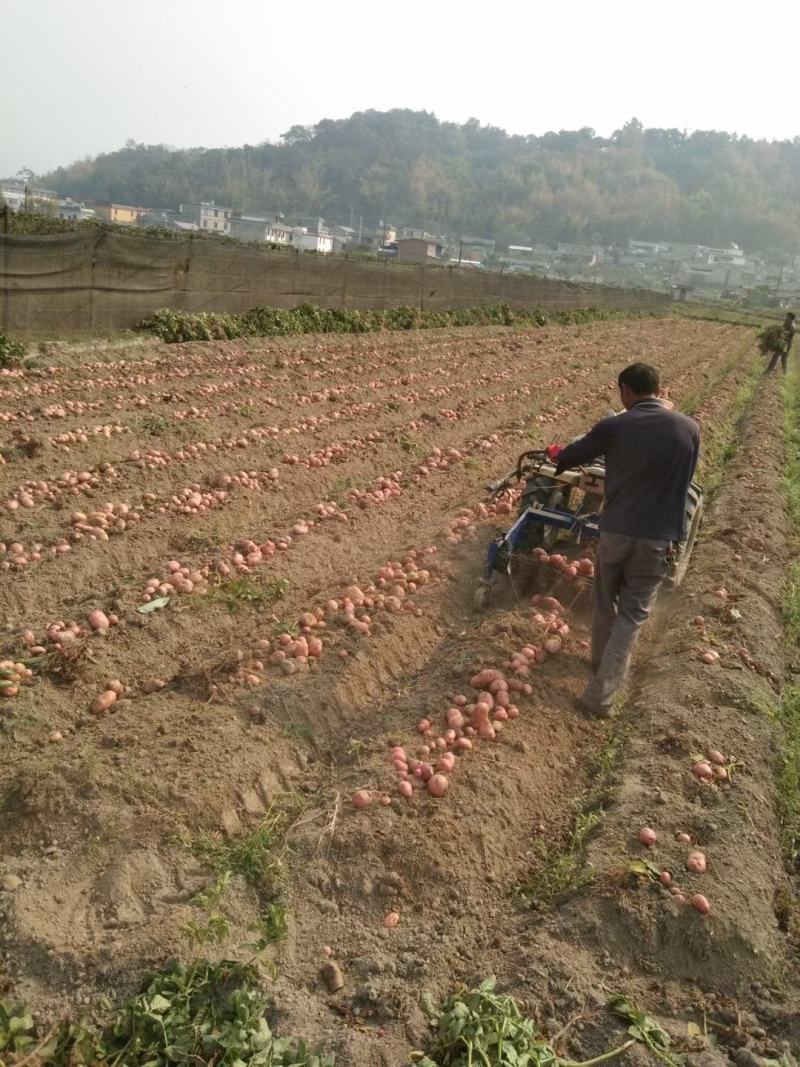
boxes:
[764,311,796,375]
[551,363,700,717]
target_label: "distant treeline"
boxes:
[42,110,800,252]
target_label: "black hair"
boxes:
[787,312,796,321]
[618,362,660,396]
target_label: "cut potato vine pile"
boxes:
[0,960,334,1067]
[410,979,683,1067]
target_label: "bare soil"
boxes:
[1,319,796,1065]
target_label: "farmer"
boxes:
[549,363,700,717]
[765,311,796,375]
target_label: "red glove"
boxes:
[546,444,563,461]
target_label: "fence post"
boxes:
[180,234,194,312]
[0,209,8,331]
[89,229,103,334]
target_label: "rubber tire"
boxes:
[665,497,704,590]
[473,585,490,611]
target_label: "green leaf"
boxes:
[629,858,660,880]
[137,596,171,613]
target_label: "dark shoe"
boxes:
[572,694,613,719]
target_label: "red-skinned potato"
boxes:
[427,773,449,797]
[687,851,707,873]
[691,893,711,914]
[90,689,117,714]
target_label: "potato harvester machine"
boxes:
[474,446,703,609]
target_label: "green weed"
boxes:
[282,721,314,741]
[171,526,224,553]
[138,412,174,437]
[183,870,232,949]
[329,476,354,502]
[246,901,289,955]
[0,998,36,1061]
[517,808,601,905]
[0,331,24,369]
[191,808,287,889]
[347,738,368,766]
[584,726,625,810]
[776,369,800,863]
[695,353,762,499]
[181,809,290,968]
[210,576,289,613]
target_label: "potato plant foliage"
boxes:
[0,961,333,1067]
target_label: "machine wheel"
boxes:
[665,496,705,590]
[473,584,491,611]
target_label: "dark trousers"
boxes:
[766,349,788,375]
[582,532,669,708]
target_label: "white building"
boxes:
[59,198,96,222]
[291,228,334,254]
[179,201,232,235]
[0,182,58,214]
[266,220,293,245]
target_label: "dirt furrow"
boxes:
[4,317,791,1067]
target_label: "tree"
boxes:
[280,125,314,146]
[40,111,800,253]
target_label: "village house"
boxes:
[291,228,334,253]
[138,207,178,230]
[58,198,96,222]
[179,201,232,235]
[266,219,293,245]
[288,215,330,235]
[0,181,58,214]
[458,236,495,262]
[557,242,604,264]
[360,222,397,251]
[90,201,144,225]
[228,212,294,245]
[395,236,444,264]
[229,214,270,242]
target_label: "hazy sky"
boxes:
[3,0,799,177]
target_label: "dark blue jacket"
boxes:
[554,399,700,542]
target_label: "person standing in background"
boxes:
[765,312,796,375]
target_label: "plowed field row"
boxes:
[3,316,795,1067]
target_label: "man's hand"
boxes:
[546,444,563,461]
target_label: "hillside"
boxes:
[42,110,800,251]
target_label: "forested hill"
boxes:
[43,111,800,251]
